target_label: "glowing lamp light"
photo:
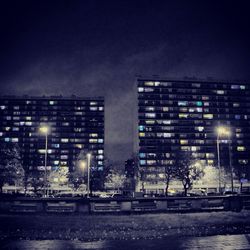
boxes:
[39,126,49,134]
[216,126,231,137]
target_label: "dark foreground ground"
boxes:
[1,211,250,241]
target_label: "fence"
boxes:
[0,195,247,214]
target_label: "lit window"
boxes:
[98,106,104,111]
[49,101,54,105]
[140,160,146,165]
[139,153,146,158]
[164,133,172,138]
[13,106,19,110]
[147,160,156,165]
[233,103,240,107]
[203,114,213,119]
[179,113,189,118]
[53,160,59,165]
[98,150,103,154]
[181,146,190,151]
[62,122,69,126]
[196,126,204,132]
[52,144,60,148]
[0,132,3,136]
[196,101,203,106]
[146,107,155,112]
[235,115,241,120]
[139,132,145,137]
[138,87,144,92]
[178,101,188,106]
[97,155,104,160]
[180,140,188,145]
[139,125,145,131]
[217,90,224,94]
[145,113,156,118]
[98,139,104,143]
[196,108,203,112]
[25,122,32,126]
[144,87,154,92]
[90,101,98,105]
[4,138,10,142]
[162,120,171,125]
[240,85,246,90]
[237,146,246,151]
[191,146,198,151]
[90,107,98,111]
[5,127,11,131]
[144,81,154,86]
[89,139,98,143]
[207,153,215,159]
[61,138,69,143]
[145,120,155,124]
[61,155,68,160]
[162,107,169,112]
[231,85,239,89]
[38,149,45,154]
[0,105,6,110]
[90,133,98,137]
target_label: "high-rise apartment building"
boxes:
[0,95,104,188]
[137,78,250,194]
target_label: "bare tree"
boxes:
[164,165,175,196]
[0,142,24,193]
[104,169,126,192]
[176,151,204,196]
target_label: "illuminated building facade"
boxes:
[0,96,104,187]
[137,78,250,194]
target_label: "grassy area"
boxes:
[1,211,250,240]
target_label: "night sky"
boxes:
[0,0,250,165]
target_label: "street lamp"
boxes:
[87,153,91,197]
[216,126,232,194]
[39,125,49,197]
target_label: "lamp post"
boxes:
[87,153,91,197]
[39,125,49,197]
[216,133,221,194]
[216,126,232,194]
[228,139,234,192]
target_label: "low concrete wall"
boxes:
[0,195,246,214]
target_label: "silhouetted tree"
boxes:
[0,142,24,193]
[28,171,45,195]
[176,151,204,196]
[164,165,175,196]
